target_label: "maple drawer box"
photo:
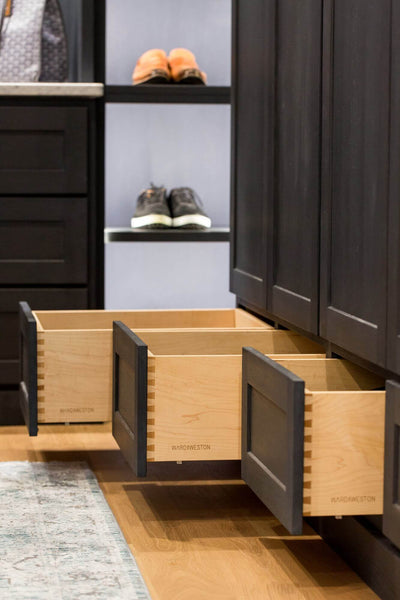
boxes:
[111,321,324,474]
[241,350,385,534]
[19,302,271,435]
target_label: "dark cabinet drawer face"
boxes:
[0,288,88,385]
[0,389,24,426]
[0,106,87,194]
[0,198,88,284]
[383,381,400,550]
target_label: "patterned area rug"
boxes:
[0,462,151,600]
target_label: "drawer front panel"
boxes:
[0,198,88,284]
[0,389,24,426]
[0,106,87,194]
[241,347,305,535]
[0,288,88,386]
[383,381,400,549]
[19,302,37,436]
[112,321,148,477]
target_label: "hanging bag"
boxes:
[0,0,68,82]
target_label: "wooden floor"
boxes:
[0,424,379,600]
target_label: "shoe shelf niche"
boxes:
[105,0,231,243]
[104,0,232,307]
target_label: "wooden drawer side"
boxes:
[32,308,272,332]
[134,329,325,356]
[146,354,156,463]
[37,329,111,423]
[303,390,385,517]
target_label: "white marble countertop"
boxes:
[0,82,104,97]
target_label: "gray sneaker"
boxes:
[168,187,211,229]
[131,184,172,228]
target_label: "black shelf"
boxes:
[105,227,230,242]
[105,85,231,104]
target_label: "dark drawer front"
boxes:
[0,389,24,426]
[0,106,87,194]
[0,198,88,284]
[241,347,305,535]
[0,288,88,386]
[112,321,148,477]
[383,381,400,550]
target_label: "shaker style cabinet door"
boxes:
[386,1,400,375]
[230,0,272,309]
[268,0,321,334]
[231,0,321,332]
[320,0,392,365]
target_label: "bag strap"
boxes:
[0,0,11,47]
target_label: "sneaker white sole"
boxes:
[131,214,172,228]
[172,214,212,228]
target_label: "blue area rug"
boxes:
[0,462,151,599]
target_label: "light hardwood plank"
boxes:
[0,425,379,600]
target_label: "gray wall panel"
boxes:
[106,103,230,228]
[106,0,231,85]
[105,242,235,309]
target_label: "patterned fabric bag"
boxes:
[0,0,68,81]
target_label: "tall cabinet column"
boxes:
[231,0,321,334]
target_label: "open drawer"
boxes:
[112,321,324,476]
[19,302,272,435]
[241,349,385,535]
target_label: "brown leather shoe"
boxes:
[132,49,171,85]
[168,48,207,85]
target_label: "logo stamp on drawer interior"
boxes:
[171,444,211,451]
[331,496,376,504]
[60,408,95,414]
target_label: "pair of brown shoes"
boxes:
[132,48,207,86]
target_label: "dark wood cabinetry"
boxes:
[386,0,400,377]
[0,98,103,424]
[0,288,88,386]
[383,381,400,550]
[230,0,270,309]
[231,1,400,595]
[0,106,87,194]
[0,198,88,284]
[320,0,392,367]
[232,0,400,369]
[231,0,321,333]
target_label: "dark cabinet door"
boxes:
[320,0,392,365]
[230,0,272,308]
[383,381,400,550]
[231,1,321,331]
[386,1,400,375]
[269,0,321,334]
